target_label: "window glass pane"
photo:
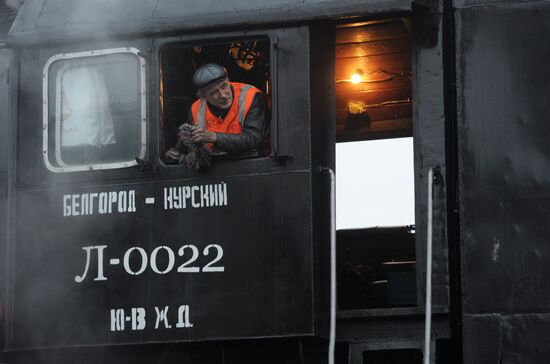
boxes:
[59,66,116,148]
[47,52,142,168]
[336,137,415,229]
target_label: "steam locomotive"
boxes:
[1,0,549,363]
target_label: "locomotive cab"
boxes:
[2,1,453,363]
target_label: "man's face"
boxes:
[201,78,233,110]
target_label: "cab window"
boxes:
[43,48,147,172]
[159,39,271,163]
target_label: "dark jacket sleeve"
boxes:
[214,93,268,153]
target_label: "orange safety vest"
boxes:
[191,82,261,138]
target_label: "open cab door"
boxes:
[310,1,454,362]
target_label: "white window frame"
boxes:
[42,47,147,173]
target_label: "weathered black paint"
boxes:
[412,2,449,310]
[457,1,550,362]
[1,0,464,362]
[0,47,11,356]
[6,22,323,350]
[8,0,411,46]
[11,173,315,349]
[309,21,336,338]
[0,48,9,172]
[442,0,463,362]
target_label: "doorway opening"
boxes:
[334,18,416,310]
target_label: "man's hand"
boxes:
[178,124,194,147]
[179,132,193,147]
[165,147,182,161]
[191,126,217,144]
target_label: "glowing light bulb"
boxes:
[351,73,362,84]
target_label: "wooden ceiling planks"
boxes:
[335,53,411,80]
[336,38,411,59]
[335,20,409,44]
[335,19,412,142]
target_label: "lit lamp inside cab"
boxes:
[334,19,412,140]
[350,71,362,84]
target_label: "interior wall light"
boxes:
[350,69,363,84]
[349,69,363,85]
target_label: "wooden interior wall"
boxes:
[335,19,412,142]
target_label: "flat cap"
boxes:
[193,63,228,89]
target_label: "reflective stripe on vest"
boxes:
[197,99,207,129]
[236,84,252,126]
[196,84,253,128]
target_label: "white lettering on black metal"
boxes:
[64,190,136,216]
[75,243,225,283]
[109,308,146,332]
[164,182,228,210]
[150,246,175,274]
[63,182,229,216]
[176,305,193,328]
[177,245,200,273]
[132,308,147,330]
[109,306,190,332]
[123,247,148,275]
[74,245,107,282]
[110,308,126,331]
[155,306,172,329]
[202,244,225,272]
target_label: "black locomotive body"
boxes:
[1,0,549,363]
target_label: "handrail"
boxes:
[328,168,336,364]
[320,167,336,364]
[424,167,434,364]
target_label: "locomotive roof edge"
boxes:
[7,0,411,46]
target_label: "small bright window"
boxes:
[336,138,415,229]
[43,48,146,172]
